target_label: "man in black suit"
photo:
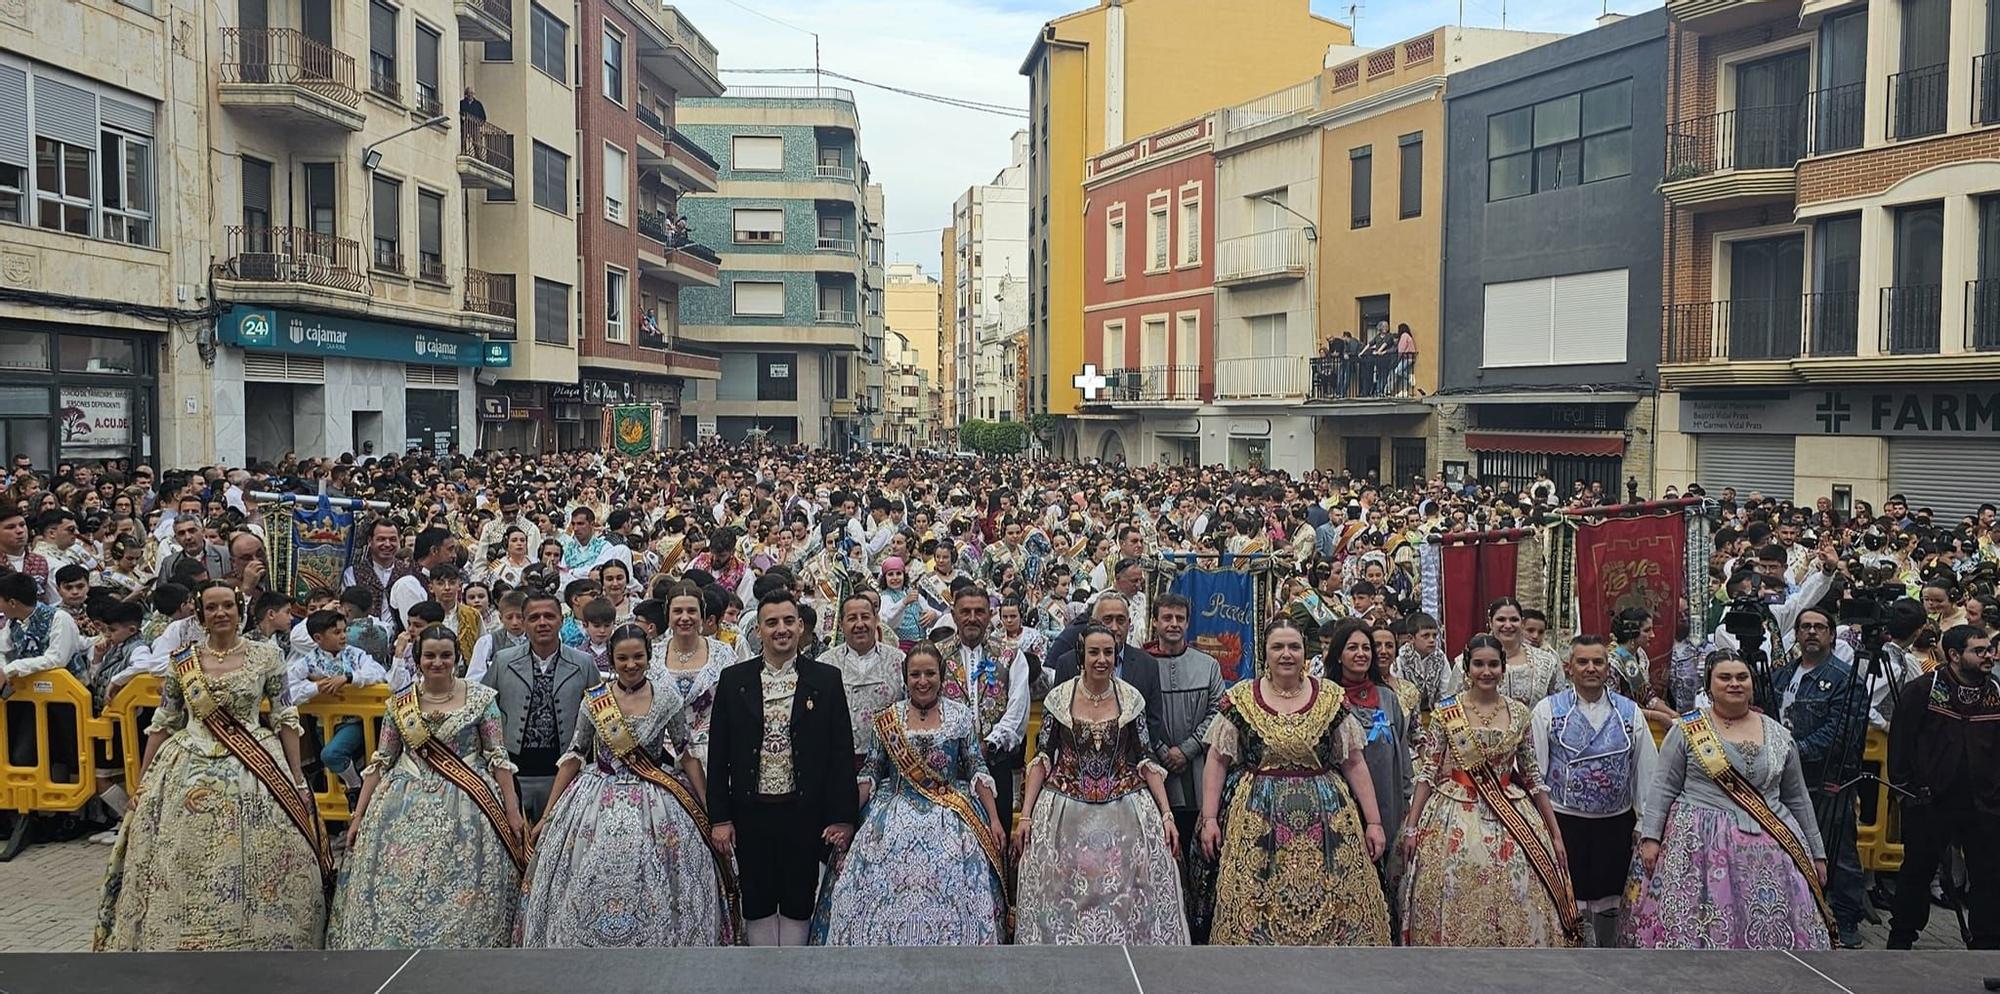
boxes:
[708,590,859,947]
[1050,593,1168,750]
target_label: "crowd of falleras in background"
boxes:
[0,443,1997,952]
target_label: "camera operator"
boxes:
[1770,605,1869,947]
[1868,598,1929,732]
[1710,547,1839,664]
[1886,624,2000,949]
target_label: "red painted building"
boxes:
[1078,114,1217,465]
[574,0,725,446]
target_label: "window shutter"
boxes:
[1551,269,1628,364]
[0,65,27,167]
[100,96,154,137]
[33,75,96,146]
[735,208,784,233]
[1481,278,1554,368]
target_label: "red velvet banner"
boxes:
[1574,511,1685,664]
[1440,540,1519,661]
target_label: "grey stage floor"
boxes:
[4,946,1999,994]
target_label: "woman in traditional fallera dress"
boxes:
[1012,625,1189,945]
[1624,652,1833,950]
[1400,634,1580,947]
[518,625,739,947]
[817,643,1008,945]
[96,582,329,951]
[328,626,526,949]
[654,583,732,773]
[1198,618,1393,945]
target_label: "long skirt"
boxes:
[815,786,1005,945]
[1209,770,1390,945]
[1399,781,1573,947]
[516,767,726,947]
[1015,787,1189,945]
[1623,803,1832,950]
[326,758,519,948]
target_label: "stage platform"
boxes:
[3,946,1996,994]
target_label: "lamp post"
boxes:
[1258,194,1320,409]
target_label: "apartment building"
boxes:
[948,130,1030,431]
[883,330,928,449]
[1021,0,1354,458]
[937,224,957,435]
[1,0,206,468]
[1654,0,2000,515]
[885,262,942,443]
[1075,113,1217,467]
[972,274,1030,425]
[674,87,880,450]
[569,0,722,450]
[1437,12,1669,497]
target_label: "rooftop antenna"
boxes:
[1346,2,1361,41]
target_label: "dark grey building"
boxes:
[1435,9,1668,498]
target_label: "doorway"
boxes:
[1727,233,1804,359]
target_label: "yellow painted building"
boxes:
[886,262,943,439]
[1021,0,1354,449]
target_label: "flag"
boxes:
[1170,560,1259,683]
[1574,510,1686,663]
[1440,541,1519,661]
[611,404,653,455]
[266,496,358,602]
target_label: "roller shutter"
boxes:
[1888,437,2000,519]
[1695,434,1795,500]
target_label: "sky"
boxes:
[684,0,1665,270]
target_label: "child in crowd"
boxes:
[559,578,602,647]
[1390,611,1453,725]
[427,564,481,660]
[53,564,93,633]
[577,597,616,676]
[289,609,389,791]
[338,585,395,667]
[245,592,293,647]
[466,588,529,682]
[70,597,146,844]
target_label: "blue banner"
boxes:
[1171,563,1259,684]
[266,495,359,602]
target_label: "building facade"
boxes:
[1021,0,1354,457]
[674,87,880,449]
[1437,12,1669,497]
[884,262,941,444]
[1653,0,2000,516]
[1075,114,1217,467]
[949,129,1030,432]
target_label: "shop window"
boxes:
[58,336,136,374]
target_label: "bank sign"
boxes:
[220,306,508,368]
[1681,388,2000,436]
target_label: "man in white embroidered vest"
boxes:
[1530,634,1659,947]
[819,592,904,776]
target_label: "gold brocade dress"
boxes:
[1204,679,1392,946]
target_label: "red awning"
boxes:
[1462,431,1626,457]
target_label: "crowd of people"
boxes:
[1,443,1997,952]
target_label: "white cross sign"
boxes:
[1073,363,1108,400]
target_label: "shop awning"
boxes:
[1462,431,1626,457]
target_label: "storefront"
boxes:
[214,305,509,464]
[1442,398,1646,497]
[0,323,159,471]
[478,382,547,453]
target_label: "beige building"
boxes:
[949,129,1031,431]
[885,264,942,444]
[1,0,214,469]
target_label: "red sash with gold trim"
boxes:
[1680,710,1838,941]
[389,687,527,873]
[170,645,335,893]
[584,683,744,939]
[1435,697,1582,944]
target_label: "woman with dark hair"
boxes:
[1014,624,1188,944]
[814,642,1007,945]
[1469,597,1565,707]
[518,624,738,946]
[1610,607,1679,731]
[1624,650,1832,949]
[1197,617,1392,945]
[1400,633,1578,947]
[330,626,524,948]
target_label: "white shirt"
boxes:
[285,646,388,704]
[1529,689,1659,820]
[1,608,83,680]
[389,570,431,630]
[130,614,201,678]
[1708,567,1836,659]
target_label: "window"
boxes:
[98,130,151,244]
[414,23,441,115]
[757,352,798,402]
[1176,311,1200,368]
[733,280,785,316]
[1100,319,1126,370]
[371,174,402,272]
[735,208,784,242]
[33,138,92,235]
[533,278,569,345]
[0,163,21,224]
[1106,204,1126,279]
[529,4,566,83]
[1489,80,1630,201]
[602,143,626,222]
[1147,196,1169,272]
[240,156,272,230]
[731,135,784,171]
[303,162,336,235]
[1178,184,1201,266]
[1248,313,1287,356]
[531,141,567,214]
[604,267,627,342]
[1481,268,1628,366]
[368,1,398,99]
[416,189,443,281]
[1398,132,1422,219]
[602,27,624,103]
[483,39,512,61]
[1349,145,1372,228]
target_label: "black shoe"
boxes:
[1837,925,1866,949]
[1870,883,1897,911]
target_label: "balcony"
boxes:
[816,163,856,182]
[457,117,513,190]
[1969,279,2000,352]
[464,269,516,328]
[1804,83,1866,156]
[634,109,720,193]
[1661,106,1800,211]
[816,235,858,254]
[216,28,365,132]
[1881,284,1942,355]
[1976,53,2000,127]
[216,225,369,295]
[369,66,399,104]
[1307,352,1421,403]
[636,210,721,287]
[1888,64,1949,141]
[1665,0,1791,33]
[1214,355,1309,401]
[1081,365,1207,406]
[1215,229,1309,286]
[454,0,510,43]
[635,5,723,98]
[817,308,859,325]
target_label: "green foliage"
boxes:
[957,418,1028,455]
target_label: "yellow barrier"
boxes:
[1855,727,1903,872]
[0,671,117,814]
[89,674,389,824]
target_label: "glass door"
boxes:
[1734,50,1809,169]
[1727,234,1804,359]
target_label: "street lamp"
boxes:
[1259,194,1319,241]
[362,114,451,171]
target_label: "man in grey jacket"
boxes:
[1146,592,1224,849]
[481,590,595,821]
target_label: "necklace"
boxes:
[1267,677,1306,700]
[672,640,702,665]
[419,684,456,704]
[200,637,244,664]
[1080,680,1115,703]
[1713,707,1751,727]
[1468,696,1508,726]
[910,701,938,721]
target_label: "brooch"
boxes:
[806,698,815,710]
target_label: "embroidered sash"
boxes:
[584,684,744,937]
[389,687,527,873]
[1679,710,1838,941]
[169,646,336,893]
[1434,698,1582,944]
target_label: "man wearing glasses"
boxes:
[1887,625,2000,948]
[1769,605,1870,947]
